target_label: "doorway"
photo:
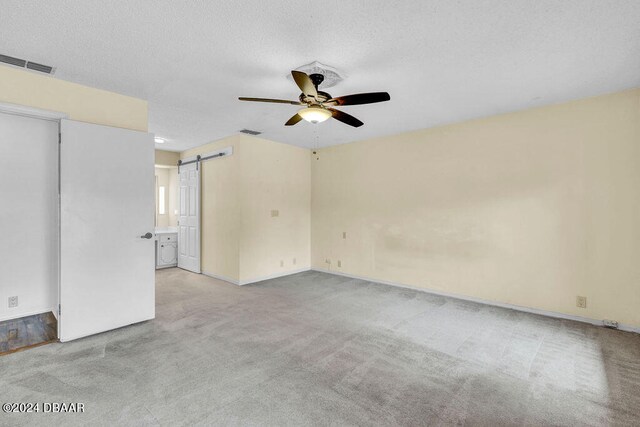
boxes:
[155,165,179,270]
[0,111,59,353]
[1,104,156,350]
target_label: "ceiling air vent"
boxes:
[26,61,54,74]
[0,54,26,68]
[239,129,262,136]
[0,53,55,74]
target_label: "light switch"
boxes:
[271,210,279,217]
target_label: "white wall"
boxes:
[0,112,59,321]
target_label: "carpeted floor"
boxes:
[1,268,640,426]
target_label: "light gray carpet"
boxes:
[1,269,640,426]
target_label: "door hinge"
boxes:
[58,304,61,316]
[58,133,62,144]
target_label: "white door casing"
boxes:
[178,162,201,273]
[59,119,155,342]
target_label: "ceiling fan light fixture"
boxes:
[298,106,331,124]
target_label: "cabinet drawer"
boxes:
[158,233,177,243]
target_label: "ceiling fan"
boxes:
[239,71,390,128]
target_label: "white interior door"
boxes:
[0,112,58,322]
[59,119,155,342]
[178,162,201,273]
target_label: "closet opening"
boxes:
[0,109,60,355]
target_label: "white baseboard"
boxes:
[202,268,311,286]
[202,271,240,285]
[239,268,311,286]
[311,268,640,334]
[0,307,57,323]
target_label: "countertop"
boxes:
[155,227,178,235]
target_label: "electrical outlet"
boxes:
[271,209,279,217]
[8,296,18,308]
[343,232,347,239]
[280,260,284,267]
[337,260,342,268]
[8,328,18,340]
[292,257,296,265]
[576,296,587,309]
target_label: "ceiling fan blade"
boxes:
[291,71,318,99]
[239,97,302,105]
[285,113,303,126]
[325,92,390,106]
[328,108,364,128]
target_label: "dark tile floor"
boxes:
[0,311,57,355]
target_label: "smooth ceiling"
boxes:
[1,1,639,151]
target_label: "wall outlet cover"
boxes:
[271,210,279,217]
[8,296,18,308]
[337,260,342,268]
[576,296,587,308]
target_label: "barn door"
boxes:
[177,162,201,273]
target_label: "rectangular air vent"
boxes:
[239,129,262,136]
[0,53,55,74]
[26,61,54,74]
[0,54,26,67]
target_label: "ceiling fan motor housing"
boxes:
[299,90,332,104]
[309,73,325,88]
[288,61,345,89]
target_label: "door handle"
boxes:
[140,232,153,239]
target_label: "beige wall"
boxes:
[238,135,311,282]
[155,150,180,167]
[155,151,179,227]
[0,65,147,131]
[168,167,179,227]
[183,136,241,282]
[155,167,169,227]
[182,134,310,284]
[311,88,640,329]
[154,167,178,228]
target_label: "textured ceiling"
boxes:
[2,1,640,151]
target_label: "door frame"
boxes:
[0,102,68,337]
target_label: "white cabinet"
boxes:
[156,232,178,269]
